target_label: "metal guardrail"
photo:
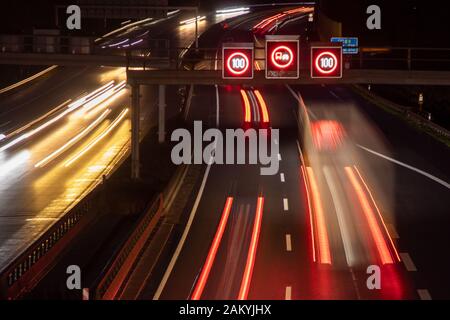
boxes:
[352,84,450,140]
[0,118,131,299]
[0,188,96,299]
[94,194,164,300]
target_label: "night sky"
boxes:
[0,0,449,46]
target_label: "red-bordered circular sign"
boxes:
[271,45,294,69]
[315,51,338,74]
[226,52,250,76]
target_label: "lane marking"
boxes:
[353,165,401,261]
[285,84,318,119]
[349,268,362,300]
[153,150,215,300]
[328,90,342,100]
[296,140,307,167]
[285,234,292,252]
[280,173,285,182]
[301,166,316,263]
[400,252,417,272]
[191,197,234,300]
[323,166,357,267]
[0,120,11,128]
[283,198,289,211]
[417,289,432,300]
[254,90,270,123]
[285,286,292,300]
[387,223,400,239]
[357,144,450,189]
[278,153,282,161]
[215,85,220,127]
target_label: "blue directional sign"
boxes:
[330,37,358,54]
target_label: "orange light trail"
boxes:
[240,89,252,123]
[353,165,401,262]
[238,196,264,300]
[254,90,270,123]
[301,166,316,263]
[191,197,234,300]
[345,167,394,265]
[64,108,129,167]
[306,167,332,264]
[34,109,111,168]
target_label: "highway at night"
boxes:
[0,1,449,312]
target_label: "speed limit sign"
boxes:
[311,44,343,78]
[222,43,254,79]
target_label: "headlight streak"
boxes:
[180,16,206,25]
[67,81,114,111]
[64,108,129,167]
[0,150,30,176]
[34,109,111,168]
[0,81,121,154]
[81,81,126,113]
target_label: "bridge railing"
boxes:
[1,34,450,71]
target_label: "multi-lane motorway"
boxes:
[150,8,450,300]
[0,11,222,274]
[1,5,449,300]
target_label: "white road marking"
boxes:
[278,153,282,161]
[417,289,432,300]
[82,288,89,300]
[357,144,450,189]
[285,84,318,119]
[280,173,285,182]
[323,166,357,267]
[283,198,289,211]
[329,90,342,100]
[214,50,219,71]
[387,223,400,239]
[0,120,11,128]
[215,84,220,127]
[285,286,292,300]
[296,140,306,165]
[153,151,215,300]
[400,252,417,272]
[285,234,292,252]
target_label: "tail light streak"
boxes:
[353,166,400,262]
[240,90,252,123]
[191,197,234,300]
[306,167,332,264]
[254,90,270,123]
[345,167,395,265]
[238,196,264,300]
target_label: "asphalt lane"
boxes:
[0,15,207,273]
